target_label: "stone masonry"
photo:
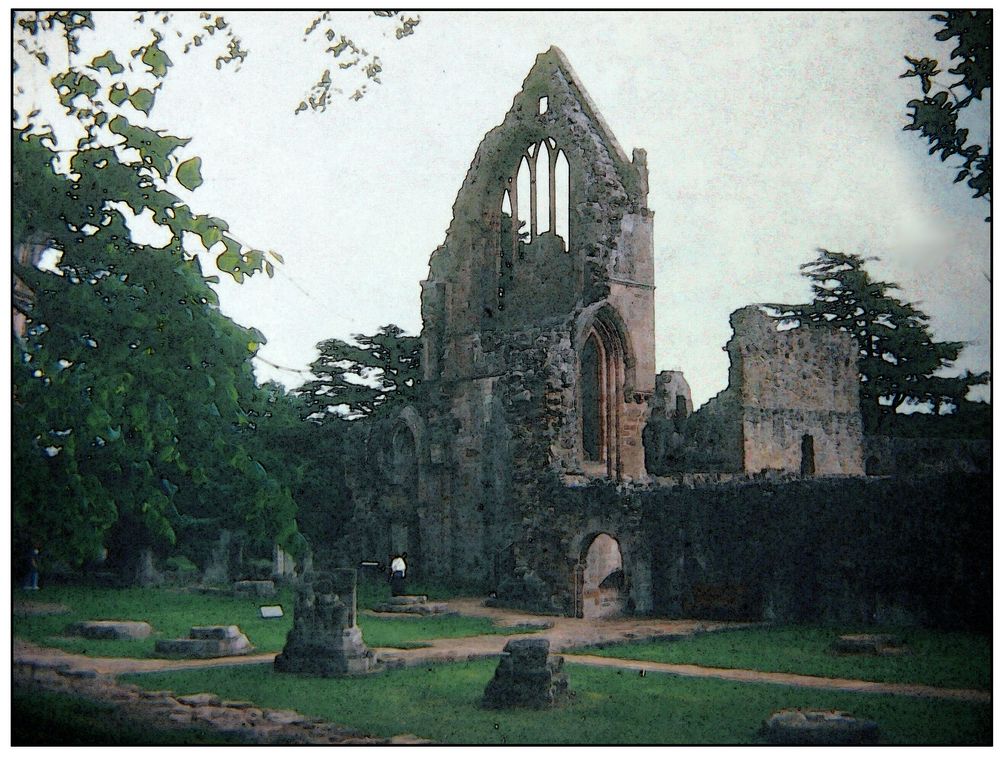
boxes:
[336,47,873,619]
[274,568,378,676]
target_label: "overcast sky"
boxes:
[19,11,992,408]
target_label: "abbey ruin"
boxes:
[343,48,988,628]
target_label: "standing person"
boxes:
[25,546,40,591]
[389,552,407,596]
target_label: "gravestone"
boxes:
[763,709,879,745]
[482,638,570,709]
[274,567,379,676]
[155,625,253,658]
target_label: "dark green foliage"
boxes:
[297,324,421,420]
[12,136,297,568]
[770,249,989,433]
[902,11,991,211]
[12,13,295,572]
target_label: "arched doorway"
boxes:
[577,533,625,619]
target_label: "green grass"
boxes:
[123,661,991,744]
[13,585,532,658]
[576,626,991,691]
[12,686,251,745]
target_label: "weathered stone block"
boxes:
[65,620,153,640]
[190,625,244,640]
[763,709,879,746]
[482,638,570,709]
[155,626,253,658]
[833,633,906,656]
[233,580,276,598]
[274,568,379,677]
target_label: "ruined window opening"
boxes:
[675,395,688,418]
[554,149,570,249]
[536,142,550,234]
[538,95,548,114]
[500,142,570,291]
[516,156,531,248]
[800,434,815,476]
[392,425,418,495]
[581,335,605,461]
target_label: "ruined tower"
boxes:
[407,47,655,583]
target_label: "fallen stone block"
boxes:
[764,709,879,745]
[233,580,276,598]
[387,595,428,605]
[65,620,153,640]
[155,626,253,658]
[177,692,222,707]
[833,633,907,656]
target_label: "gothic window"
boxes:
[580,312,628,474]
[392,425,418,496]
[581,335,604,460]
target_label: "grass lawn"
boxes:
[12,686,251,745]
[576,626,991,691]
[13,584,532,658]
[124,661,991,745]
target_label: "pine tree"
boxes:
[771,249,989,432]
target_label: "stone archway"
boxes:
[578,533,625,619]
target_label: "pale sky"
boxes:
[15,10,992,408]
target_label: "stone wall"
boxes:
[643,472,991,631]
[663,307,864,476]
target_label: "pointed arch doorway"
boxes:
[575,533,625,619]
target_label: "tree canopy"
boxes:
[770,249,989,433]
[297,325,422,421]
[901,11,991,215]
[11,11,292,573]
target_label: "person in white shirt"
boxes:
[389,553,407,596]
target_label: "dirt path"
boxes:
[562,654,992,703]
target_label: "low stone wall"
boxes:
[644,472,991,631]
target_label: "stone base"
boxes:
[66,620,153,640]
[155,625,253,658]
[833,633,907,656]
[482,638,570,709]
[274,626,379,677]
[764,709,879,745]
[233,580,277,598]
[372,595,453,615]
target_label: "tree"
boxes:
[770,249,989,433]
[12,129,302,574]
[901,11,991,214]
[297,325,422,421]
[11,12,289,574]
[12,11,423,573]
